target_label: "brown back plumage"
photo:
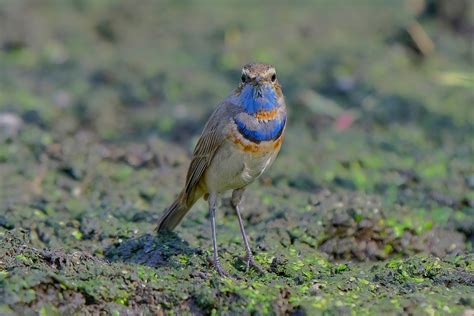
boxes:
[156,105,228,232]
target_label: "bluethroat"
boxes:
[156,63,287,276]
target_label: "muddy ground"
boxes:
[0,1,473,315]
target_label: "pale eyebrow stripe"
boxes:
[242,67,275,78]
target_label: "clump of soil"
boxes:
[315,191,465,261]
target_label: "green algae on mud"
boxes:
[1,0,474,314]
[1,229,473,315]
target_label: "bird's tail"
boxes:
[156,190,199,232]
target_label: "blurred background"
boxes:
[0,0,473,314]
[1,0,472,219]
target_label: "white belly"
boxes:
[204,141,277,193]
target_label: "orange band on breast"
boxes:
[230,128,284,153]
[255,108,278,120]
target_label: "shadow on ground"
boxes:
[105,232,197,267]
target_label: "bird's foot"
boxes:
[213,258,230,277]
[243,253,265,274]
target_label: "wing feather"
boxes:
[183,106,227,197]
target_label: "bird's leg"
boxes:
[231,188,264,273]
[208,192,228,277]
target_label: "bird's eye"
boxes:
[241,74,246,83]
[271,73,276,82]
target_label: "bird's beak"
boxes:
[250,76,269,98]
[254,76,265,98]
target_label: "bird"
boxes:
[156,63,286,276]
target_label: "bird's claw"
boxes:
[213,258,230,277]
[243,254,265,274]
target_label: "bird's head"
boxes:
[236,63,283,115]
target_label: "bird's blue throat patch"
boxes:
[234,116,286,144]
[239,84,279,114]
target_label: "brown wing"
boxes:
[183,107,227,197]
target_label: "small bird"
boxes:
[156,63,287,276]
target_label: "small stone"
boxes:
[0,112,23,137]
